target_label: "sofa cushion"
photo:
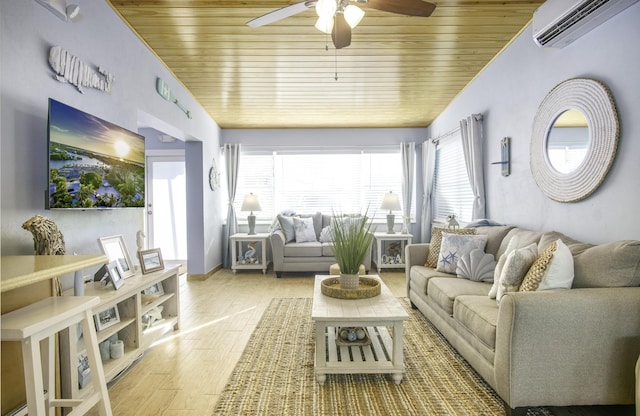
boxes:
[535,231,640,288]
[570,240,640,288]
[409,266,453,297]
[293,217,317,243]
[496,228,544,259]
[428,277,490,316]
[283,241,323,257]
[426,227,476,268]
[474,225,515,258]
[454,295,498,350]
[321,242,335,257]
[437,233,488,274]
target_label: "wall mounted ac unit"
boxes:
[532,0,639,48]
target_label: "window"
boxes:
[234,150,415,224]
[432,131,474,223]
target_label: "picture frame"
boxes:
[77,353,91,389]
[142,282,164,296]
[105,260,125,290]
[137,248,164,274]
[98,235,135,279]
[94,305,121,331]
[93,260,125,290]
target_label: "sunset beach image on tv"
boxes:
[47,99,145,209]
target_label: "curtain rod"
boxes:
[429,126,460,144]
[226,144,401,149]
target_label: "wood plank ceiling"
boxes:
[108,0,544,129]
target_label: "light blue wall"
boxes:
[0,0,223,274]
[426,3,640,244]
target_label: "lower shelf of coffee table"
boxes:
[322,325,398,373]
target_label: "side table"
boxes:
[230,233,270,274]
[373,232,413,272]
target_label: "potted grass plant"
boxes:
[331,210,375,289]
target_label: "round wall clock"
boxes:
[208,158,220,191]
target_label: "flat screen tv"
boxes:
[47,98,145,209]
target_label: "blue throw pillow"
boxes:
[277,214,296,242]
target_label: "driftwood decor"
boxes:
[48,46,114,93]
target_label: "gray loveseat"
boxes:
[405,225,640,414]
[270,212,372,277]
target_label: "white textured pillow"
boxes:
[488,236,519,299]
[538,239,574,290]
[496,243,538,304]
[293,217,316,243]
[319,225,333,243]
[521,239,575,291]
[436,233,488,274]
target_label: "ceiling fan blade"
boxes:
[364,0,436,17]
[247,1,314,28]
[332,14,352,49]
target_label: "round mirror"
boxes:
[546,109,589,174]
[531,78,619,203]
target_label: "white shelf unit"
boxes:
[60,265,181,400]
[373,232,413,272]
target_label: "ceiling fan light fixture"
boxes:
[315,0,337,18]
[344,5,364,28]
[315,16,334,34]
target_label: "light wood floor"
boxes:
[89,269,635,416]
[88,269,407,416]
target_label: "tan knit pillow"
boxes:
[425,227,476,268]
[520,241,557,292]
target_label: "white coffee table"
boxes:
[311,274,409,385]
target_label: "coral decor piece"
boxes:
[22,214,66,295]
[48,46,114,93]
[22,214,66,255]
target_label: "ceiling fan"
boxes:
[247,0,436,49]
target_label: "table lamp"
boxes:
[380,191,401,234]
[241,193,262,235]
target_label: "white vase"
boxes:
[339,273,359,290]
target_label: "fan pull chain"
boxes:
[335,47,339,81]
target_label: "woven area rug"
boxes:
[213,297,551,416]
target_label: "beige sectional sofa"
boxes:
[405,225,640,414]
[270,212,373,277]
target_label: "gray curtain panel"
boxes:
[460,114,486,220]
[223,143,241,268]
[400,142,415,235]
[421,139,436,242]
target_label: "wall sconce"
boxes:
[380,191,402,234]
[241,193,262,235]
[491,137,511,176]
[35,0,80,22]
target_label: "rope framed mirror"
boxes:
[530,78,619,203]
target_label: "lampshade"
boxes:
[380,191,401,213]
[344,5,364,28]
[315,0,336,18]
[241,193,262,213]
[315,16,334,34]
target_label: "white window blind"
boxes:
[234,153,274,221]
[432,132,474,223]
[234,150,415,223]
